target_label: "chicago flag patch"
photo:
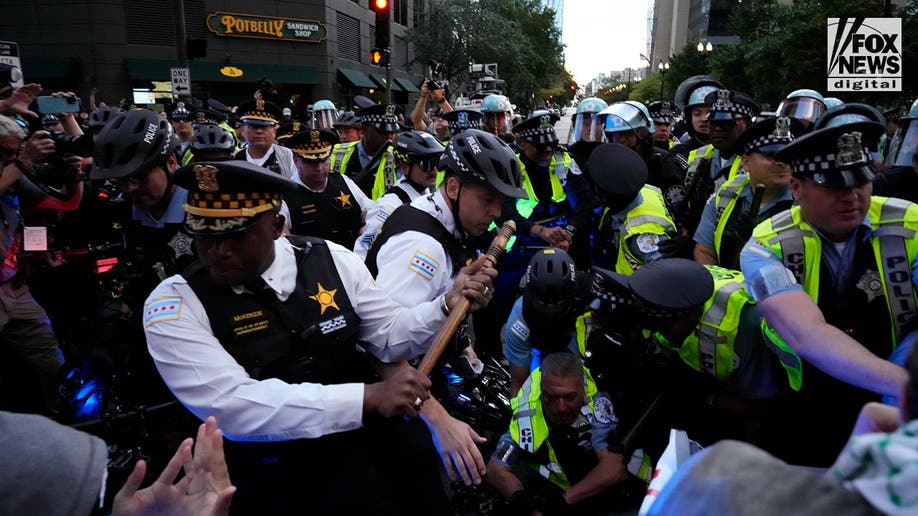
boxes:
[408,250,438,280]
[144,296,183,327]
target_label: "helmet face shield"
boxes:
[484,111,511,134]
[893,119,918,167]
[315,109,338,130]
[777,97,827,125]
[687,85,720,109]
[570,113,606,143]
[600,103,651,136]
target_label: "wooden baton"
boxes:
[417,220,517,375]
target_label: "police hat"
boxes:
[442,109,483,134]
[705,89,760,121]
[629,259,713,319]
[734,116,798,156]
[648,101,676,124]
[168,102,194,121]
[237,97,282,126]
[41,113,60,126]
[282,129,339,161]
[775,121,884,188]
[174,161,297,236]
[512,113,560,145]
[590,266,635,309]
[587,143,647,205]
[356,104,401,133]
[276,121,305,142]
[333,111,361,129]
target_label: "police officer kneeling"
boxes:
[142,160,493,514]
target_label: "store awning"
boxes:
[21,57,79,80]
[368,72,403,92]
[126,59,319,84]
[337,68,376,89]
[394,77,420,93]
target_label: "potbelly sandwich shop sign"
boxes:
[207,12,328,43]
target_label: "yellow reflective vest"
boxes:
[751,197,918,390]
[600,186,676,275]
[687,144,743,184]
[329,141,398,200]
[509,367,652,490]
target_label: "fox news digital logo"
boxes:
[827,18,901,92]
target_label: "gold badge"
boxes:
[254,91,265,112]
[194,164,220,192]
[335,191,351,207]
[310,130,320,144]
[293,121,302,133]
[309,282,339,315]
[836,132,865,167]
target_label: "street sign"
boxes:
[0,41,23,88]
[170,67,190,96]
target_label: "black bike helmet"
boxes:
[393,130,445,163]
[191,123,236,152]
[91,109,177,180]
[439,129,527,199]
[88,106,123,130]
[522,248,578,318]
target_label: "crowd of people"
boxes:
[0,70,917,515]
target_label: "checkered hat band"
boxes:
[791,150,869,174]
[361,114,398,124]
[518,127,555,138]
[744,134,791,154]
[712,104,756,118]
[186,192,282,216]
[634,295,699,320]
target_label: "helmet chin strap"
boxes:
[447,180,469,239]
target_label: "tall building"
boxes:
[542,0,564,34]
[0,0,425,114]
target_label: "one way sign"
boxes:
[170,67,190,96]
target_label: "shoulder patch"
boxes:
[376,208,391,223]
[635,233,661,254]
[408,250,439,280]
[593,395,618,424]
[144,296,183,327]
[509,319,530,341]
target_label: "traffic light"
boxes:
[370,0,390,50]
[370,48,389,66]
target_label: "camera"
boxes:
[425,79,442,91]
[0,63,22,96]
[48,131,93,157]
[26,131,94,199]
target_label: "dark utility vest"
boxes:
[181,237,370,385]
[286,174,363,250]
[234,148,283,176]
[364,204,473,278]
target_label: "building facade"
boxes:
[1,0,424,115]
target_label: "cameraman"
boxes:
[0,112,87,415]
[410,80,452,137]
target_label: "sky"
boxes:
[562,0,653,85]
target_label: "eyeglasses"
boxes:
[414,156,440,172]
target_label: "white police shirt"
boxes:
[143,237,448,442]
[372,190,461,308]
[244,143,298,181]
[354,179,428,260]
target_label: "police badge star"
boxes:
[714,89,732,110]
[836,132,865,167]
[194,164,220,192]
[773,116,791,138]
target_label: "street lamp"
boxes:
[697,41,713,73]
[657,61,670,101]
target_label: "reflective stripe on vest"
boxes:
[602,186,676,275]
[330,142,397,200]
[656,266,752,382]
[712,175,751,260]
[516,151,570,219]
[510,367,597,490]
[330,142,357,175]
[752,197,918,389]
[687,144,743,183]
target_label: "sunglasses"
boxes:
[533,141,558,152]
[414,156,440,171]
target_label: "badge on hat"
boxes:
[713,89,732,110]
[773,117,791,138]
[539,115,552,130]
[195,164,220,192]
[836,132,865,168]
[254,91,265,112]
[385,105,396,117]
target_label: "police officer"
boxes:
[648,100,679,150]
[233,93,297,180]
[91,109,198,309]
[282,129,371,249]
[668,75,723,168]
[588,143,676,274]
[189,123,236,163]
[480,94,514,138]
[599,101,682,202]
[355,130,445,259]
[566,97,608,176]
[486,352,652,514]
[776,88,827,134]
[329,103,400,200]
[168,102,195,164]
[441,109,484,137]
[332,110,362,144]
[680,89,760,235]
[874,98,918,203]
[143,160,495,513]
[741,121,918,465]
[693,116,796,268]
[310,99,338,130]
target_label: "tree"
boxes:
[407,0,569,110]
